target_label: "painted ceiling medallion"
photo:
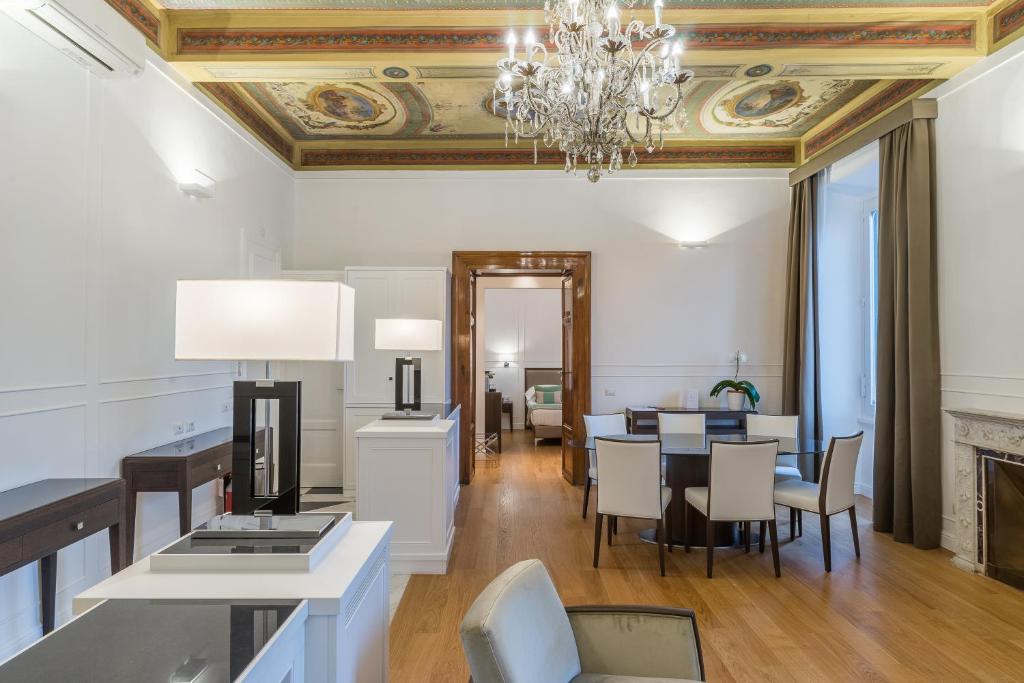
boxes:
[308,84,388,124]
[703,78,855,134]
[744,64,773,78]
[382,66,410,79]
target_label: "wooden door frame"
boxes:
[451,251,592,486]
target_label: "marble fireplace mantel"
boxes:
[947,409,1024,574]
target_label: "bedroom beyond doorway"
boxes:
[475,276,564,459]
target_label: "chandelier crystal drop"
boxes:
[495,0,694,182]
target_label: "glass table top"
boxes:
[570,433,826,456]
[0,599,300,682]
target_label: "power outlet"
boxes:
[221,402,231,413]
[186,421,196,433]
[603,388,616,397]
[173,423,185,436]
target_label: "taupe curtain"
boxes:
[782,172,823,476]
[873,119,942,549]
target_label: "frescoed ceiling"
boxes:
[109,0,1024,169]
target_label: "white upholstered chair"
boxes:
[581,413,627,519]
[657,412,707,435]
[745,414,802,481]
[773,432,864,572]
[460,559,706,683]
[593,438,673,576]
[683,440,781,578]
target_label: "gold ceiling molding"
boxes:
[299,143,798,170]
[84,2,1023,169]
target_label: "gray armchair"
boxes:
[460,559,705,683]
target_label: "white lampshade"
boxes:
[375,319,443,352]
[175,280,355,361]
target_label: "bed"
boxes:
[525,367,563,443]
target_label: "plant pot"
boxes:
[726,389,746,411]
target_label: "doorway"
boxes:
[451,251,592,485]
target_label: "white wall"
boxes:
[292,170,792,417]
[819,176,877,497]
[932,41,1024,551]
[475,278,562,432]
[0,13,292,656]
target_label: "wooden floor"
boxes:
[390,432,1024,682]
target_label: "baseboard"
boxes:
[854,482,873,498]
[391,524,455,576]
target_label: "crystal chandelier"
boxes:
[495,0,693,182]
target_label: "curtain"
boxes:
[873,118,942,549]
[782,172,823,478]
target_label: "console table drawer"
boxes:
[0,537,22,573]
[191,454,231,486]
[22,499,120,559]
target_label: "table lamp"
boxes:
[374,318,443,419]
[175,279,354,522]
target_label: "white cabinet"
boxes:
[355,405,460,574]
[343,267,450,496]
[345,267,449,406]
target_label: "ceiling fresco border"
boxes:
[105,0,161,43]
[803,78,937,157]
[994,0,1024,42]
[198,82,296,161]
[175,21,976,55]
[155,0,993,9]
[299,143,798,169]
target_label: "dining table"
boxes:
[570,432,827,548]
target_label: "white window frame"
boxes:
[860,194,879,424]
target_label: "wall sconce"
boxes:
[503,361,510,368]
[178,169,216,199]
[678,240,709,250]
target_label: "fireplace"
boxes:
[948,409,1024,587]
[984,451,1024,589]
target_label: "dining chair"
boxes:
[683,440,781,578]
[773,432,864,572]
[581,413,627,519]
[460,559,706,683]
[746,413,804,537]
[657,412,706,435]
[593,438,673,576]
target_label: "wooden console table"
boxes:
[624,407,756,435]
[122,427,235,563]
[0,478,125,633]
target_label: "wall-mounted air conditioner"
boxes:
[1,0,145,77]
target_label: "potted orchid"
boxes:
[710,350,760,411]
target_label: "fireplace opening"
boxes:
[985,456,1024,590]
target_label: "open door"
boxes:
[561,273,575,482]
[468,272,477,480]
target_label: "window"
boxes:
[863,201,879,416]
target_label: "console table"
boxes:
[624,407,756,435]
[0,478,125,633]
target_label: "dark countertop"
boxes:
[0,478,122,525]
[0,598,301,682]
[127,426,234,458]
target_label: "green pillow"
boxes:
[534,384,561,392]
[535,390,562,404]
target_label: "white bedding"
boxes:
[528,403,562,427]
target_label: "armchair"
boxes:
[460,559,705,683]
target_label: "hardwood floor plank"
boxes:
[390,432,1024,682]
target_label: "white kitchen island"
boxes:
[356,405,460,574]
[73,520,392,683]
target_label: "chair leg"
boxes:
[666,506,673,553]
[849,507,861,559]
[821,512,832,572]
[768,519,781,578]
[683,503,691,553]
[607,515,614,546]
[656,518,666,577]
[706,518,715,578]
[743,521,750,553]
[759,521,767,554]
[797,509,803,537]
[582,477,592,519]
[593,513,604,568]
[789,507,796,540]
[613,516,618,535]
